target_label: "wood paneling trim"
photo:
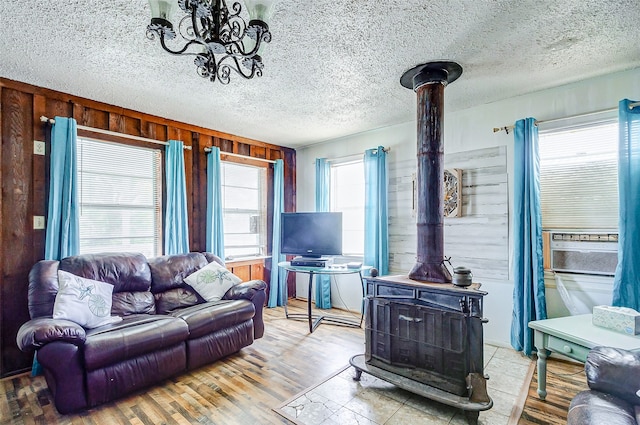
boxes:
[230,265,251,281]
[32,95,47,265]
[1,88,34,376]
[0,86,3,379]
[191,132,208,252]
[0,78,295,152]
[226,258,266,282]
[250,145,267,159]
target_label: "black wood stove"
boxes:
[350,62,492,425]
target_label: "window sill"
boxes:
[332,255,364,264]
[225,255,270,266]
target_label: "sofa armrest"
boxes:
[223,280,266,339]
[224,279,267,301]
[17,317,86,351]
[586,346,640,405]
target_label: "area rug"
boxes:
[273,345,535,425]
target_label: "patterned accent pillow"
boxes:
[184,261,242,302]
[53,270,123,329]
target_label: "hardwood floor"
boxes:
[0,300,365,425]
[518,356,589,425]
[0,300,589,424]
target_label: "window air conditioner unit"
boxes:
[543,231,618,276]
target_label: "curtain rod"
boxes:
[40,116,192,150]
[203,146,276,164]
[492,101,640,134]
[324,147,391,163]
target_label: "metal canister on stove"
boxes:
[452,266,472,287]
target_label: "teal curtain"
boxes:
[45,117,80,261]
[206,147,225,259]
[510,118,547,356]
[268,159,286,307]
[364,146,389,276]
[39,116,81,376]
[314,158,332,309]
[612,99,640,310]
[164,140,190,255]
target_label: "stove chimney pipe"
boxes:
[400,61,462,283]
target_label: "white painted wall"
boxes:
[294,67,640,347]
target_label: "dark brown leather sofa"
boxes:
[16,251,266,414]
[567,346,640,425]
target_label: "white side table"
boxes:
[529,314,640,399]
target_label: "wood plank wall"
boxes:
[388,146,509,280]
[0,78,297,378]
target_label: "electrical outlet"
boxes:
[34,140,46,156]
[33,216,45,230]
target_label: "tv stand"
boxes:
[278,261,367,332]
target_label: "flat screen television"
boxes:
[280,212,343,258]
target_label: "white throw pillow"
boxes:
[184,261,242,302]
[53,270,122,329]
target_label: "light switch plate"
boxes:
[33,216,45,230]
[34,140,46,156]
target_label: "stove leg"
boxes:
[353,368,362,381]
[464,410,479,425]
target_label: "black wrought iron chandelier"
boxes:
[146,0,274,84]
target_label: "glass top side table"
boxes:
[278,261,370,333]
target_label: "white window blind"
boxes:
[539,120,618,230]
[221,161,267,259]
[330,160,365,256]
[77,138,162,257]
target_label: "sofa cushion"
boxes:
[59,252,152,293]
[184,261,242,302]
[148,252,210,293]
[568,390,636,425]
[53,271,122,329]
[186,322,254,370]
[169,300,255,339]
[154,287,201,315]
[111,291,156,316]
[86,343,186,408]
[83,315,189,370]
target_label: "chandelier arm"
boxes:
[159,36,203,56]
[226,55,257,79]
[191,1,211,40]
[190,7,202,40]
[227,16,244,41]
[238,35,261,57]
[228,0,242,15]
[196,54,219,83]
[229,26,268,57]
[227,39,250,57]
[217,57,232,84]
[218,0,225,37]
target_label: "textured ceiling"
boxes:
[1,0,639,148]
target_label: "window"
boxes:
[539,119,618,230]
[330,160,365,256]
[77,138,162,258]
[220,161,267,259]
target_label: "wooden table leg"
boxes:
[536,348,550,400]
